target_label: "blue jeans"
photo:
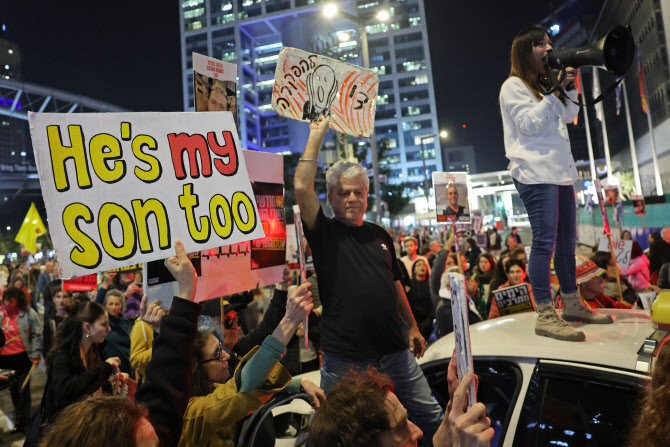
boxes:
[321,350,443,444]
[513,179,577,304]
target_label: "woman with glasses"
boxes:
[500,27,612,341]
[141,280,324,447]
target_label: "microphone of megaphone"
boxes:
[546,25,635,77]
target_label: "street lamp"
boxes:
[417,131,448,209]
[323,3,389,224]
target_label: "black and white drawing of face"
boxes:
[308,65,337,112]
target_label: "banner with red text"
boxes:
[29,112,264,278]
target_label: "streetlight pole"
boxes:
[419,135,434,209]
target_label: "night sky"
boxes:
[2,0,597,173]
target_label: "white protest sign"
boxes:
[29,112,264,278]
[145,150,285,305]
[432,172,471,223]
[448,272,476,409]
[271,47,378,138]
[598,237,633,270]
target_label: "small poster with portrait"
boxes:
[193,52,238,130]
[631,195,648,216]
[604,185,620,204]
[432,172,470,223]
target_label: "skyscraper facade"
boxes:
[179,0,442,187]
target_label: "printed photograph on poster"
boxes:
[193,52,238,130]
[432,172,470,223]
[271,47,379,138]
[251,182,286,270]
[286,223,313,271]
[604,185,620,204]
[492,283,534,316]
[631,195,647,215]
[29,111,264,279]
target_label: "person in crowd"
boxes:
[406,258,435,341]
[471,253,496,317]
[170,281,323,446]
[37,239,199,446]
[447,252,468,272]
[10,272,34,310]
[464,238,482,275]
[485,252,511,317]
[37,261,55,300]
[295,116,443,440]
[42,286,70,360]
[590,251,640,305]
[621,241,661,293]
[489,228,502,259]
[658,261,670,289]
[511,226,522,245]
[34,300,122,441]
[488,260,536,319]
[500,234,518,260]
[436,266,482,336]
[104,289,133,374]
[0,287,41,433]
[130,310,153,385]
[500,26,612,341]
[309,352,493,447]
[576,258,632,309]
[648,228,670,275]
[427,240,442,269]
[281,311,321,376]
[621,230,633,241]
[626,339,670,447]
[400,236,430,276]
[96,269,144,319]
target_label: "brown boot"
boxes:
[535,303,586,341]
[561,291,613,324]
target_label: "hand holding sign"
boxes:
[165,240,198,300]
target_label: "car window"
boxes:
[514,362,645,447]
[422,360,522,447]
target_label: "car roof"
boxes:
[419,309,654,373]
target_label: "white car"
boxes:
[238,309,666,446]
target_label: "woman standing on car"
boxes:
[500,27,612,341]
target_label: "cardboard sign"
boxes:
[29,112,264,279]
[193,53,238,130]
[63,274,98,292]
[114,374,137,399]
[271,47,378,138]
[432,172,471,223]
[144,150,284,305]
[598,237,633,269]
[492,283,534,316]
[448,272,476,409]
[631,195,648,216]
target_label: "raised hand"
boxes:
[164,240,198,300]
[140,295,165,334]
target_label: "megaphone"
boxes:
[546,25,635,77]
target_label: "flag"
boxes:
[615,83,622,116]
[638,52,648,114]
[15,202,47,254]
[572,70,582,125]
[593,67,603,121]
[585,194,594,216]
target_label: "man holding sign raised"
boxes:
[295,117,442,441]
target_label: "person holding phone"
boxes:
[499,27,613,341]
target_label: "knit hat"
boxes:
[575,256,606,285]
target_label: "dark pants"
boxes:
[0,352,33,430]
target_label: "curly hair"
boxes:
[627,340,670,446]
[2,286,28,310]
[39,396,148,447]
[309,367,394,446]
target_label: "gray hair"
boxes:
[325,160,369,198]
[104,289,126,315]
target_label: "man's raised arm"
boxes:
[294,116,330,230]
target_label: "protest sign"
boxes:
[29,112,264,279]
[598,237,632,269]
[631,195,647,216]
[448,272,476,409]
[193,53,238,130]
[432,172,471,223]
[63,274,98,292]
[145,150,284,304]
[492,283,534,316]
[271,47,378,138]
[604,185,620,204]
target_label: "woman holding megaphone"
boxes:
[499,27,613,342]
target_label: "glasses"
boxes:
[200,341,225,365]
[223,317,240,330]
